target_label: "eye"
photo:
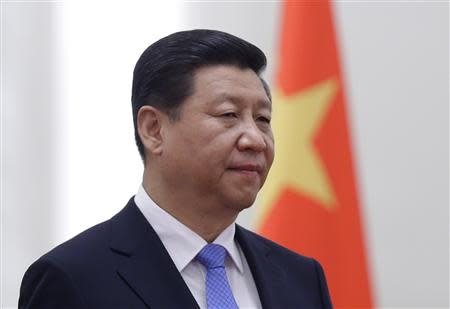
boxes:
[257,116,271,124]
[221,112,238,118]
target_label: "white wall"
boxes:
[1,1,448,308]
[2,3,64,307]
[335,3,449,307]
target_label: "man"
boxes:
[19,29,332,308]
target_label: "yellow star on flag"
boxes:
[258,78,339,225]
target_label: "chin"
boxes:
[226,194,258,212]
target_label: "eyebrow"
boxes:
[212,93,272,111]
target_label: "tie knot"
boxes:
[196,244,227,269]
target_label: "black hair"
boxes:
[131,29,269,162]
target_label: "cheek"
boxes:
[182,132,230,167]
[265,136,275,165]
[198,125,238,153]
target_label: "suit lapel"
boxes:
[108,199,288,309]
[109,199,199,309]
[235,225,285,309]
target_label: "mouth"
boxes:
[227,164,263,176]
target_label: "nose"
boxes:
[236,120,267,153]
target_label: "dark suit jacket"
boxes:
[19,198,332,308]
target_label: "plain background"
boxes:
[1,1,448,308]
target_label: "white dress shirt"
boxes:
[134,185,262,309]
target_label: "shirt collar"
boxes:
[134,185,244,274]
[213,223,244,273]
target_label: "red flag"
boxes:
[256,1,373,307]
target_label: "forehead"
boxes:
[190,65,271,109]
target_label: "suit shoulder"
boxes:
[37,218,112,269]
[19,219,113,308]
[237,225,316,265]
[19,254,86,308]
[236,225,333,308]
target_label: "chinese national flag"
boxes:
[256,1,373,308]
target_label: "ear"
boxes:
[137,106,165,155]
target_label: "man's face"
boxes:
[159,65,274,213]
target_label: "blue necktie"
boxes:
[196,244,239,309]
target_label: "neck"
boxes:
[142,171,239,242]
